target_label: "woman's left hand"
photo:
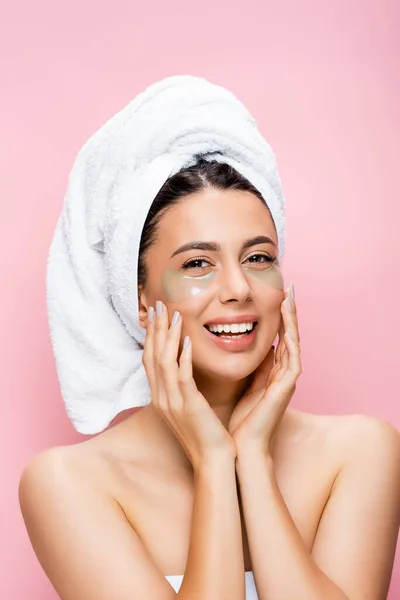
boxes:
[227,286,302,456]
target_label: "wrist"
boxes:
[235,444,274,472]
[194,448,236,476]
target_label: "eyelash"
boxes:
[181,253,277,270]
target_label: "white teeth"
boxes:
[207,321,255,334]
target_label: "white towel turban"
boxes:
[46,74,286,434]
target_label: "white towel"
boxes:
[46,74,286,434]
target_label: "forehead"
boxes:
[157,188,276,247]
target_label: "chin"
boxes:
[193,350,264,382]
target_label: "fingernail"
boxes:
[184,335,191,349]
[148,306,154,322]
[156,301,163,318]
[172,311,181,326]
[289,284,295,301]
[285,297,293,312]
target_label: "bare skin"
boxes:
[59,404,347,575]
[19,187,400,599]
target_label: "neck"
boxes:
[192,369,252,429]
[118,374,252,474]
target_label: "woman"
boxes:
[19,80,400,600]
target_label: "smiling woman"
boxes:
[19,75,400,600]
[136,160,284,379]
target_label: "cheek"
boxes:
[244,262,285,292]
[161,269,216,304]
[160,268,217,322]
[164,297,209,327]
[252,278,284,310]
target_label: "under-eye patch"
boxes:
[161,261,284,303]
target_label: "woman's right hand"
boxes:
[142,301,236,471]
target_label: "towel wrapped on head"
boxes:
[46,74,286,435]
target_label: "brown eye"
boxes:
[245,253,276,266]
[181,258,211,270]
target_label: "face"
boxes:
[138,188,285,382]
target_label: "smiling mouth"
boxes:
[204,321,258,337]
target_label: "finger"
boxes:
[142,306,158,403]
[275,304,289,376]
[178,336,204,411]
[281,329,302,385]
[277,291,296,372]
[280,335,289,372]
[282,288,300,344]
[159,310,184,411]
[289,288,301,344]
[281,287,302,376]
[153,301,169,410]
[276,315,286,364]
[154,300,169,358]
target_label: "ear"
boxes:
[137,284,150,329]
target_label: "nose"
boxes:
[217,262,254,304]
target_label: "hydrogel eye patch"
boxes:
[161,262,284,303]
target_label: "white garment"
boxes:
[46,74,287,435]
[165,571,258,598]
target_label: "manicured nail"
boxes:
[285,297,293,312]
[184,335,191,350]
[172,311,181,326]
[289,284,295,301]
[148,306,154,322]
[156,301,163,318]
[286,329,295,340]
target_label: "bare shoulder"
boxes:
[322,412,399,451]
[307,413,400,600]
[290,408,400,464]
[18,443,177,600]
[19,446,97,533]
[333,413,400,466]
[19,445,81,493]
[19,438,118,503]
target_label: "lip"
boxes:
[204,322,258,352]
[204,314,259,326]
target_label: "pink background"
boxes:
[1,0,399,597]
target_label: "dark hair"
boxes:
[137,157,274,289]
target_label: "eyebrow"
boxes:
[170,235,277,258]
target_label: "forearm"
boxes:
[178,453,245,600]
[236,451,348,600]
